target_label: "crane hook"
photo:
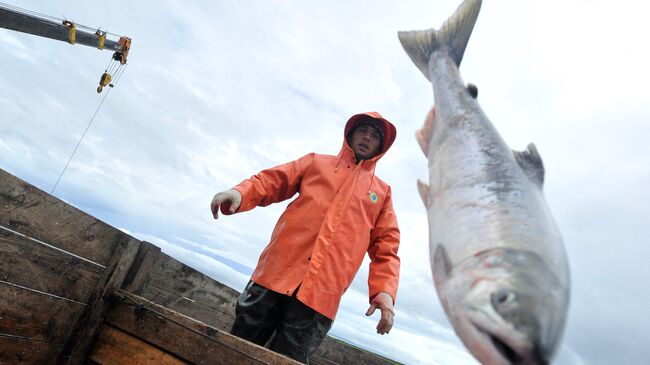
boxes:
[97,71,113,93]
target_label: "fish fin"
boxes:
[398,0,482,79]
[432,244,452,288]
[415,107,436,155]
[417,179,431,207]
[513,143,545,187]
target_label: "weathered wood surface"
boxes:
[103,290,300,365]
[121,240,162,295]
[0,281,85,344]
[137,253,237,332]
[0,169,124,266]
[87,326,188,365]
[314,337,401,365]
[0,335,61,364]
[0,228,104,303]
[0,169,147,365]
[140,283,234,333]
[57,236,140,364]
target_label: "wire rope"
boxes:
[50,64,128,194]
[0,1,130,194]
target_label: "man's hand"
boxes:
[210,189,242,219]
[365,292,394,335]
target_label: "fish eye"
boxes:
[492,289,517,306]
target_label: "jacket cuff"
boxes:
[369,290,396,305]
[230,183,251,213]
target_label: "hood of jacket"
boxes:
[341,112,397,163]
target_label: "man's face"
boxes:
[350,124,383,161]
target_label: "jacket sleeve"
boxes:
[229,153,315,213]
[367,186,401,304]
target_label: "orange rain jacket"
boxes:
[229,112,400,320]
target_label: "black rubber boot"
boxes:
[230,282,333,364]
[230,281,290,346]
[269,298,333,364]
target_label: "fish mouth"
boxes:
[470,324,526,365]
[465,311,544,365]
[487,333,524,364]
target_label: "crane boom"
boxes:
[0,4,130,63]
[0,5,122,50]
[0,3,131,92]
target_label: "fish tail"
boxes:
[398,0,482,80]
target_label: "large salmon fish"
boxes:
[398,0,570,364]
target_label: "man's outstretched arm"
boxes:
[367,187,400,335]
[210,153,315,219]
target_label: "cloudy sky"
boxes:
[1,1,649,364]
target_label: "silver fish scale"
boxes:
[426,53,568,281]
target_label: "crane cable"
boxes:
[50,64,128,194]
[0,2,130,193]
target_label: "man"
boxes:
[210,112,400,363]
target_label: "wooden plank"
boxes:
[313,337,402,365]
[106,290,301,365]
[138,252,237,330]
[149,253,239,308]
[0,228,104,303]
[0,281,85,344]
[87,326,187,365]
[120,241,162,295]
[0,335,61,365]
[0,168,124,266]
[57,236,141,365]
[139,283,234,332]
